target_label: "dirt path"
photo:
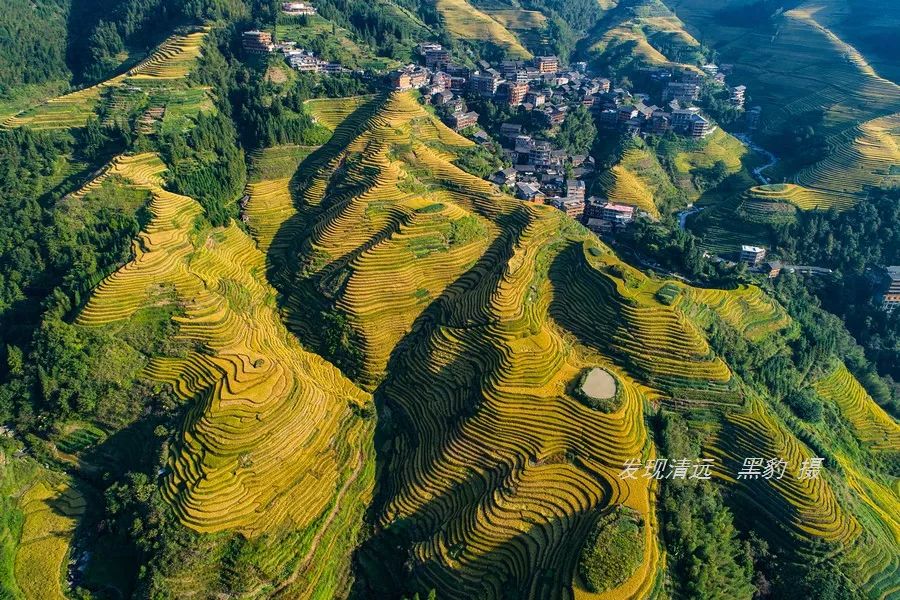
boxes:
[270,449,366,597]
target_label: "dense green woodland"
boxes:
[0,0,71,93]
[0,0,253,93]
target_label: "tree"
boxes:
[80,116,108,161]
[658,413,755,600]
[556,105,597,155]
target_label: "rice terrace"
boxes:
[0,0,897,599]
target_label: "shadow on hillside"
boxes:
[545,242,651,383]
[345,204,605,597]
[350,469,598,599]
[49,413,170,599]
[65,0,185,86]
[263,93,392,363]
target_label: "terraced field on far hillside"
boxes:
[667,0,900,212]
[2,29,210,132]
[586,0,705,73]
[436,0,533,58]
[239,90,898,598]
[0,454,85,600]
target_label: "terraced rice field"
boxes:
[436,0,532,58]
[744,183,838,211]
[588,5,703,73]
[305,95,377,130]
[256,92,900,597]
[126,31,206,80]
[260,93,496,383]
[253,91,665,597]
[72,152,373,596]
[685,284,793,342]
[551,244,739,408]
[796,0,900,84]
[707,392,899,599]
[671,128,747,198]
[14,480,85,600]
[373,223,662,599]
[737,196,797,224]
[484,9,549,52]
[794,112,900,208]
[708,399,860,546]
[813,365,900,452]
[245,145,319,252]
[596,148,674,217]
[57,87,897,597]
[2,29,208,130]
[837,467,900,600]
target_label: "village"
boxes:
[385,42,755,240]
[240,8,787,269]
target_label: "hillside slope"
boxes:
[668,0,900,211]
[240,90,898,598]
[68,152,375,595]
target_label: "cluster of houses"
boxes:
[593,66,748,140]
[494,169,636,233]
[281,43,345,74]
[281,1,316,16]
[390,46,612,131]
[241,30,347,75]
[880,266,900,312]
[389,44,753,145]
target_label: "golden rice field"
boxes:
[554,245,736,399]
[245,145,319,252]
[836,464,900,600]
[745,182,846,211]
[435,0,532,58]
[597,166,660,218]
[127,30,207,80]
[707,399,860,545]
[794,112,900,209]
[483,9,547,31]
[305,95,377,131]
[813,364,900,453]
[596,147,675,217]
[73,151,373,597]
[685,283,792,342]
[56,87,900,598]
[247,91,900,597]
[246,91,663,597]
[257,90,897,596]
[14,480,85,600]
[706,391,900,600]
[588,6,703,73]
[483,9,549,50]
[372,219,663,599]
[2,29,207,130]
[281,93,495,380]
